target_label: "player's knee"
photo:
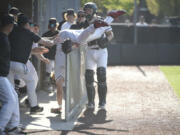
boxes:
[97,67,106,83]
[85,69,94,85]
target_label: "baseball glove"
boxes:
[61,39,72,54]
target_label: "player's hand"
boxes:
[72,42,80,48]
[42,58,50,64]
[32,47,49,54]
[54,36,62,44]
[47,34,58,40]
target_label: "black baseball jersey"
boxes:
[42,30,59,60]
[58,20,66,30]
[70,22,89,30]
[9,25,41,64]
[0,32,11,77]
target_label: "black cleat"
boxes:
[30,105,43,114]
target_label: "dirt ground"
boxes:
[25,66,180,135]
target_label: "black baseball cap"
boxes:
[49,18,57,28]
[49,18,57,24]
[17,13,29,26]
[0,14,14,27]
[9,7,20,15]
[66,9,75,16]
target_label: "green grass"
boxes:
[160,66,180,99]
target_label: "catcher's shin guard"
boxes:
[85,69,95,105]
[97,67,107,106]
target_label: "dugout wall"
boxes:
[108,23,180,65]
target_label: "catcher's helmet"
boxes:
[83,2,97,15]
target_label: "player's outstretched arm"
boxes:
[38,37,55,47]
[35,54,50,64]
[31,46,49,54]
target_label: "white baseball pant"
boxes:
[55,46,66,81]
[86,48,108,70]
[85,16,113,70]
[8,60,38,107]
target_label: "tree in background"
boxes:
[146,0,180,17]
[81,0,180,17]
[81,0,180,24]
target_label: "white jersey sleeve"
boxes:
[61,22,73,30]
[85,16,114,42]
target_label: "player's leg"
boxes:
[0,77,19,131]
[53,77,64,114]
[53,48,66,114]
[44,60,54,92]
[5,83,20,131]
[23,60,43,114]
[7,61,28,87]
[85,49,96,108]
[96,49,108,109]
[7,62,17,87]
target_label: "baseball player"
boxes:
[70,10,87,30]
[42,18,59,92]
[57,11,66,30]
[16,23,50,107]
[8,13,55,114]
[51,8,77,114]
[60,8,125,110]
[61,9,76,30]
[14,23,50,98]
[51,18,109,114]
[82,2,126,110]
[8,7,20,23]
[0,14,26,135]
